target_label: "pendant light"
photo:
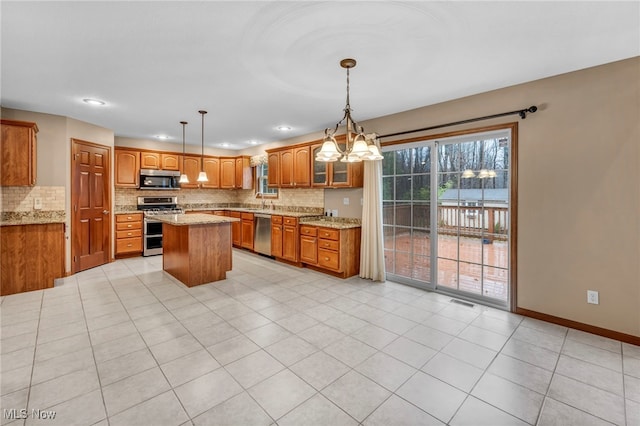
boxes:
[178,121,189,184]
[315,58,383,163]
[197,110,208,182]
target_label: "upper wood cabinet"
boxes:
[220,157,236,189]
[279,146,310,188]
[115,148,140,188]
[201,157,220,189]
[161,153,180,170]
[140,152,161,169]
[220,156,252,189]
[311,143,363,188]
[267,152,279,187]
[236,156,252,190]
[140,152,180,171]
[1,119,38,186]
[181,156,201,189]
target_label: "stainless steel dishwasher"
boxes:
[254,213,272,256]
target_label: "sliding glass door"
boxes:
[383,128,512,308]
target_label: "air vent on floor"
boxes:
[450,299,475,308]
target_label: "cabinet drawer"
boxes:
[318,228,339,241]
[318,248,340,271]
[116,213,143,222]
[318,238,339,251]
[116,229,142,239]
[229,211,242,218]
[272,215,283,224]
[116,237,142,254]
[116,221,142,231]
[241,212,254,221]
[300,225,317,236]
[283,216,297,226]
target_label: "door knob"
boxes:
[103,210,110,214]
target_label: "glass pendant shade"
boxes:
[179,174,189,183]
[316,139,341,162]
[365,144,384,160]
[477,169,490,179]
[487,170,497,178]
[350,137,370,157]
[462,169,475,178]
[197,171,208,182]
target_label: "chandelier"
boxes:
[315,58,383,163]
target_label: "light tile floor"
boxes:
[1,250,638,426]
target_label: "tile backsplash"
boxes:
[1,186,65,212]
[116,187,325,210]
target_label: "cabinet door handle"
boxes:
[127,244,132,247]
[325,257,330,261]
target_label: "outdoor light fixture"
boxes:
[178,121,189,184]
[315,58,383,163]
[197,110,208,183]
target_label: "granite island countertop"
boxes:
[150,213,240,226]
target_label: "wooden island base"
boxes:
[162,220,233,287]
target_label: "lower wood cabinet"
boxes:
[299,225,361,278]
[282,216,299,262]
[271,215,283,258]
[241,212,254,250]
[229,211,242,247]
[1,223,64,295]
[115,213,142,257]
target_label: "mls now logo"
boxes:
[3,409,56,420]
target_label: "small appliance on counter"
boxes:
[139,169,180,190]
[137,196,184,256]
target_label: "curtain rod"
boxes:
[377,105,538,140]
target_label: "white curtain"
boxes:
[360,159,386,281]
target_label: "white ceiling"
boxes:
[2,1,638,150]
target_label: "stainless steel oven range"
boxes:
[137,196,183,256]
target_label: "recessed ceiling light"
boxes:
[249,140,258,145]
[156,135,170,140]
[276,125,292,131]
[82,98,106,106]
[220,143,230,147]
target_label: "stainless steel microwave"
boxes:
[139,169,180,190]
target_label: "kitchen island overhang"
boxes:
[150,213,240,287]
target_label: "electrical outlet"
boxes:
[587,290,599,305]
[34,198,43,210]
[331,209,338,217]
[343,197,350,205]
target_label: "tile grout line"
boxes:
[77,269,113,426]
[22,290,44,426]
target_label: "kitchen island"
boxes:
[151,213,240,287]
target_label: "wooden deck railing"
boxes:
[383,205,509,241]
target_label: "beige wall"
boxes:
[360,57,639,336]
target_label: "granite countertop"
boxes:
[300,216,362,229]
[1,211,66,226]
[151,213,240,226]
[186,207,323,218]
